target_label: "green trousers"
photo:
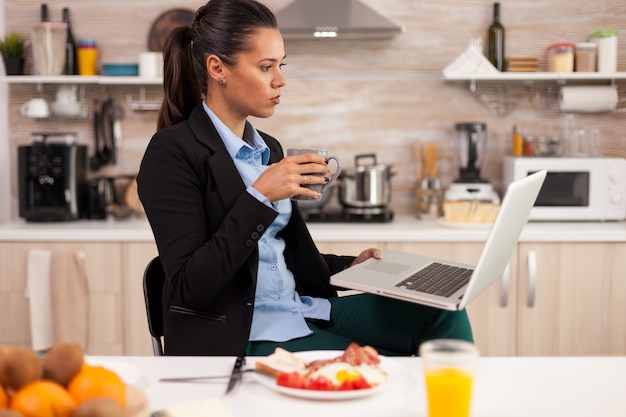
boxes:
[247,293,473,356]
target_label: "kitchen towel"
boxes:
[25,248,54,352]
[51,250,89,348]
[559,85,618,112]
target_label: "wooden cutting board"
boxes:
[148,8,195,52]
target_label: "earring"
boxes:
[218,79,225,85]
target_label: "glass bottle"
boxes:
[40,3,49,22]
[62,7,79,75]
[487,3,505,71]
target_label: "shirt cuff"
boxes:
[247,186,276,210]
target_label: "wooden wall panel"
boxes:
[4,0,625,217]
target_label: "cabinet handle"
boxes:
[500,262,510,308]
[527,250,537,308]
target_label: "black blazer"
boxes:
[137,103,353,355]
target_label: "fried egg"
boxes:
[308,362,388,387]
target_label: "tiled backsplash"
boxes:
[4,0,626,219]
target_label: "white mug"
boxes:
[21,98,50,118]
[286,148,342,201]
[55,85,78,104]
[139,51,163,78]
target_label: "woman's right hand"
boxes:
[253,153,330,202]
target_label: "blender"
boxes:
[445,122,500,203]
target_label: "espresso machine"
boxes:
[18,133,88,221]
[445,122,500,203]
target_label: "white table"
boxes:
[91,355,626,417]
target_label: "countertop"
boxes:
[91,355,626,417]
[1,215,626,243]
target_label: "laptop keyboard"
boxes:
[395,262,473,297]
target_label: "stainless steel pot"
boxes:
[338,154,394,209]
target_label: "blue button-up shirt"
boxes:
[202,103,330,342]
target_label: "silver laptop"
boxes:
[330,170,546,311]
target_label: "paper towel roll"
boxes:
[559,85,618,112]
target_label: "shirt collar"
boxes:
[202,101,270,164]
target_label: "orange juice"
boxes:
[424,367,473,417]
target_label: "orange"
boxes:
[0,383,8,408]
[67,365,126,408]
[10,380,75,417]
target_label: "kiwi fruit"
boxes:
[70,397,124,417]
[42,342,84,387]
[0,347,43,391]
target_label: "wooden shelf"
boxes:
[0,75,163,85]
[443,71,626,82]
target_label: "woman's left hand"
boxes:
[348,248,383,268]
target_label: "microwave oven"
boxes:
[503,156,626,221]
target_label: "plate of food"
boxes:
[250,343,406,400]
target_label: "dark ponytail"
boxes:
[157,0,278,130]
[157,26,202,130]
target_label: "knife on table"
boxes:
[225,356,246,395]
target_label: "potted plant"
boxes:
[0,32,26,75]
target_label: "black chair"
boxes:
[143,256,165,356]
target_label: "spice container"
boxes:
[575,42,597,72]
[547,43,575,72]
[512,125,523,156]
[589,30,618,73]
[77,39,98,75]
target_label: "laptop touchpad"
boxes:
[364,261,410,275]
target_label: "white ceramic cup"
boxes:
[286,148,342,201]
[21,98,50,118]
[55,85,78,104]
[139,51,164,78]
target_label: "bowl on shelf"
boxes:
[102,63,139,76]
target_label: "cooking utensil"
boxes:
[415,142,443,216]
[99,98,112,165]
[90,99,102,170]
[99,98,124,166]
[159,369,256,383]
[225,356,246,395]
[338,153,394,209]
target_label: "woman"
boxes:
[137,0,473,356]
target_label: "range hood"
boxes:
[275,0,404,40]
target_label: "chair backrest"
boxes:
[143,256,165,356]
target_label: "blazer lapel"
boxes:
[186,103,246,208]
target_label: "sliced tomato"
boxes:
[276,371,305,389]
[304,375,334,391]
[338,379,355,390]
[352,375,372,390]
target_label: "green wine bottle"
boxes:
[487,2,505,71]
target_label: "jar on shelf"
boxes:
[575,42,597,72]
[589,30,618,73]
[547,43,575,72]
[77,39,98,76]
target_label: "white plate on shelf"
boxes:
[251,350,406,400]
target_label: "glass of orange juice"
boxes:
[420,339,479,417]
